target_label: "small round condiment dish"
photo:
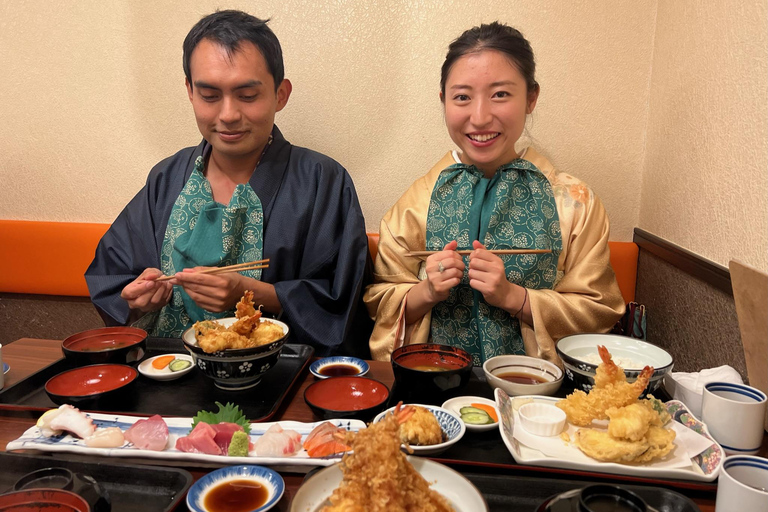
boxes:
[304,376,390,422]
[186,464,284,512]
[13,467,111,512]
[45,364,138,406]
[373,404,465,456]
[138,353,194,381]
[441,396,499,433]
[0,489,90,512]
[309,356,369,379]
[391,344,473,402]
[181,317,289,391]
[538,484,651,512]
[556,334,673,395]
[482,355,563,397]
[62,326,146,367]
[518,402,566,437]
[3,362,9,375]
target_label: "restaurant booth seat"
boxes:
[0,221,638,344]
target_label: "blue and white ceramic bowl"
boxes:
[309,356,369,379]
[373,404,465,456]
[187,465,284,512]
[556,334,673,396]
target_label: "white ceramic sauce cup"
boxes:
[715,455,768,512]
[701,382,768,455]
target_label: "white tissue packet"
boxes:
[664,365,743,419]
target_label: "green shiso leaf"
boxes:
[190,401,251,434]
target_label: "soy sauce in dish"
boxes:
[582,496,640,512]
[495,372,547,384]
[318,364,360,377]
[204,479,267,512]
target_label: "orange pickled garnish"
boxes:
[152,355,176,370]
[471,402,498,423]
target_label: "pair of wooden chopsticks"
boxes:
[155,258,269,282]
[405,249,551,257]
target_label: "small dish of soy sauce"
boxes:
[309,357,369,379]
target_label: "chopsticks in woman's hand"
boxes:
[404,249,551,257]
[155,258,270,282]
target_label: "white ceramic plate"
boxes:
[495,389,725,482]
[290,457,488,512]
[138,354,194,381]
[7,412,366,468]
[442,396,499,433]
[372,404,465,455]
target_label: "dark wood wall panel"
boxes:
[0,294,104,346]
[633,231,747,381]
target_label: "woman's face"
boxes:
[442,50,538,175]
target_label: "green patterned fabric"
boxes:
[142,156,264,337]
[426,159,562,365]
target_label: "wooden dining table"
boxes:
[2,337,759,512]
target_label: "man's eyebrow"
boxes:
[193,80,263,90]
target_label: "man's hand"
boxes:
[170,269,281,313]
[120,268,173,313]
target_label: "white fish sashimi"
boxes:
[252,424,302,457]
[38,405,96,439]
[84,427,125,448]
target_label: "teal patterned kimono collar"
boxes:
[144,158,266,337]
[426,157,562,364]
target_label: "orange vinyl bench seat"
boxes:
[367,233,637,304]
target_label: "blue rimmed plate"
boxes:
[186,465,284,512]
[373,404,465,455]
[309,357,369,379]
[3,363,8,375]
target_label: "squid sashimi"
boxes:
[176,422,222,455]
[84,427,125,448]
[252,424,301,457]
[37,404,96,439]
[303,422,351,458]
[124,414,169,451]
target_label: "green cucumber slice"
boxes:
[460,411,492,425]
[169,359,192,372]
[459,406,487,416]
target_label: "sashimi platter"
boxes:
[6,402,366,468]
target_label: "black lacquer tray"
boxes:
[0,452,193,512]
[0,338,313,421]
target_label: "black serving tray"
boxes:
[0,338,313,421]
[461,472,702,512]
[0,452,192,512]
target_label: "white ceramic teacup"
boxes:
[715,455,768,512]
[701,382,768,455]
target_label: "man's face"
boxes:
[186,39,290,165]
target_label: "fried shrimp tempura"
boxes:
[324,404,453,512]
[192,292,284,353]
[557,346,654,426]
[398,406,444,446]
[605,402,661,441]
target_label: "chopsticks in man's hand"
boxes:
[155,258,270,282]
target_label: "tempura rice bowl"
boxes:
[181,316,289,391]
[556,333,673,395]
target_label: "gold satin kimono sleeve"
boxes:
[364,149,625,363]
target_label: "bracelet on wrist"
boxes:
[512,287,528,318]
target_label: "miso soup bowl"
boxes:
[62,326,147,366]
[391,344,473,403]
[482,355,563,397]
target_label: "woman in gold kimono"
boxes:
[365,22,625,365]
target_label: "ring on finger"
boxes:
[437,261,445,273]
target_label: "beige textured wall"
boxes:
[0,0,655,243]
[639,0,768,270]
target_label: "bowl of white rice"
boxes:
[555,334,673,395]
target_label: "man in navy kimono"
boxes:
[85,10,372,357]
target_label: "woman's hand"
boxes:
[170,269,281,314]
[120,268,173,313]
[469,241,524,311]
[424,240,465,303]
[405,241,465,324]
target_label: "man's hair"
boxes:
[183,10,284,91]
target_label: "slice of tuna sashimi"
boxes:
[124,415,169,451]
[211,422,244,453]
[175,421,221,455]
